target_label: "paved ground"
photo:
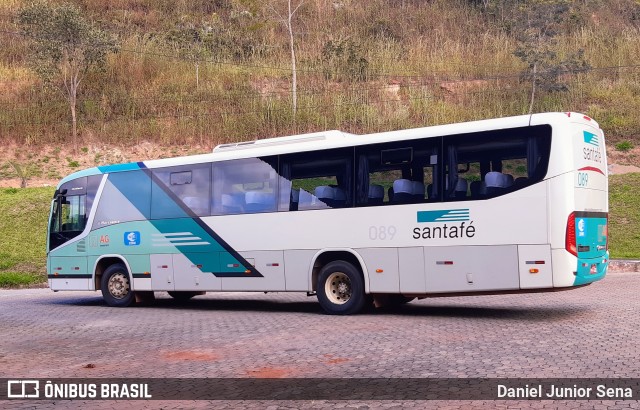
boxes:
[1,271,639,409]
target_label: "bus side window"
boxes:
[355,140,439,206]
[279,148,353,211]
[152,164,211,218]
[443,126,550,201]
[212,157,279,215]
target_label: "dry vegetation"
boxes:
[0,0,640,165]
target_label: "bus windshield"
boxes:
[48,175,101,251]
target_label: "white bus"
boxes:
[47,112,609,314]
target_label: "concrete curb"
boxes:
[609,259,640,272]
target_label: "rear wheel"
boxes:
[168,291,199,301]
[101,263,135,307]
[317,260,366,315]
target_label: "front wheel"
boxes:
[317,260,366,315]
[101,263,135,307]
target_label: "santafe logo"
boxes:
[412,208,476,239]
[583,131,602,163]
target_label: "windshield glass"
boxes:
[48,175,101,252]
[50,194,87,234]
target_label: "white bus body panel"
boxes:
[221,251,285,291]
[425,245,519,293]
[48,278,91,291]
[49,256,90,290]
[284,250,316,291]
[150,254,175,291]
[356,248,400,293]
[517,244,553,289]
[399,247,426,294]
[173,253,222,291]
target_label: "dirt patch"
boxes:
[0,142,209,188]
[608,163,640,175]
[161,349,219,361]
[607,146,640,168]
[322,354,350,364]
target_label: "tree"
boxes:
[17,1,118,151]
[510,0,590,114]
[270,0,305,117]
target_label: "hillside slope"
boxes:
[1,0,640,154]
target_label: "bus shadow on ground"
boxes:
[48,294,586,321]
[385,303,584,321]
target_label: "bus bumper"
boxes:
[573,251,609,286]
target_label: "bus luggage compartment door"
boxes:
[150,254,175,291]
[517,244,552,289]
[172,253,221,291]
[425,245,519,293]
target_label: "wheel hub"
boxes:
[325,272,352,305]
[108,273,129,299]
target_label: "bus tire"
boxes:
[317,260,366,315]
[101,263,135,307]
[167,291,199,301]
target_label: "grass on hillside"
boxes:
[0,175,637,288]
[2,1,640,147]
[0,186,53,287]
[608,173,640,259]
[0,271,42,287]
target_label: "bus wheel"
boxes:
[101,263,135,307]
[167,291,199,301]
[317,260,365,315]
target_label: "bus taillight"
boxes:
[565,212,577,257]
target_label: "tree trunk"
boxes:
[288,0,297,118]
[70,85,78,153]
[528,62,537,115]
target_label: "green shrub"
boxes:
[615,141,634,152]
[0,272,43,287]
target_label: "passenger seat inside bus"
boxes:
[514,177,528,188]
[315,185,335,207]
[333,187,347,207]
[297,189,314,209]
[503,174,514,190]
[368,184,384,205]
[485,171,513,196]
[245,191,275,213]
[454,178,468,198]
[290,188,300,211]
[485,171,502,196]
[390,179,413,204]
[411,181,425,202]
[221,193,244,214]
